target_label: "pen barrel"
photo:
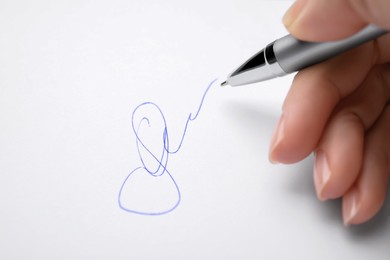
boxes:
[274,25,387,73]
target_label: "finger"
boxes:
[283,0,390,41]
[314,64,390,201]
[342,104,390,225]
[269,43,374,164]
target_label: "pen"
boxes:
[221,25,388,87]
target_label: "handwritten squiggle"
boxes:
[118,79,218,215]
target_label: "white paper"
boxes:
[1,0,389,259]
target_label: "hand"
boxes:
[269,0,390,225]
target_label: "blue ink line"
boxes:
[118,167,181,216]
[168,78,216,154]
[118,79,218,215]
[134,102,169,177]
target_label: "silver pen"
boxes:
[221,25,387,87]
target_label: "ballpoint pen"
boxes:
[221,25,388,87]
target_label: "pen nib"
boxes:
[220,81,228,87]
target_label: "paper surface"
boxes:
[1,0,389,259]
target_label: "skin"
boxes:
[269,0,390,225]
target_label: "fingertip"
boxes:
[314,113,365,201]
[313,150,331,201]
[342,186,386,226]
[269,114,285,164]
[283,0,367,41]
[282,0,307,29]
[342,188,361,226]
[268,113,314,164]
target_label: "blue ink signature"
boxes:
[118,79,218,215]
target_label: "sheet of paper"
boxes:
[1,0,389,259]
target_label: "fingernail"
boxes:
[343,189,360,226]
[269,114,285,164]
[283,0,306,28]
[313,150,331,201]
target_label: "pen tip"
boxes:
[220,81,228,87]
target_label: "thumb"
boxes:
[283,0,390,41]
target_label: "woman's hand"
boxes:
[269,0,390,225]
